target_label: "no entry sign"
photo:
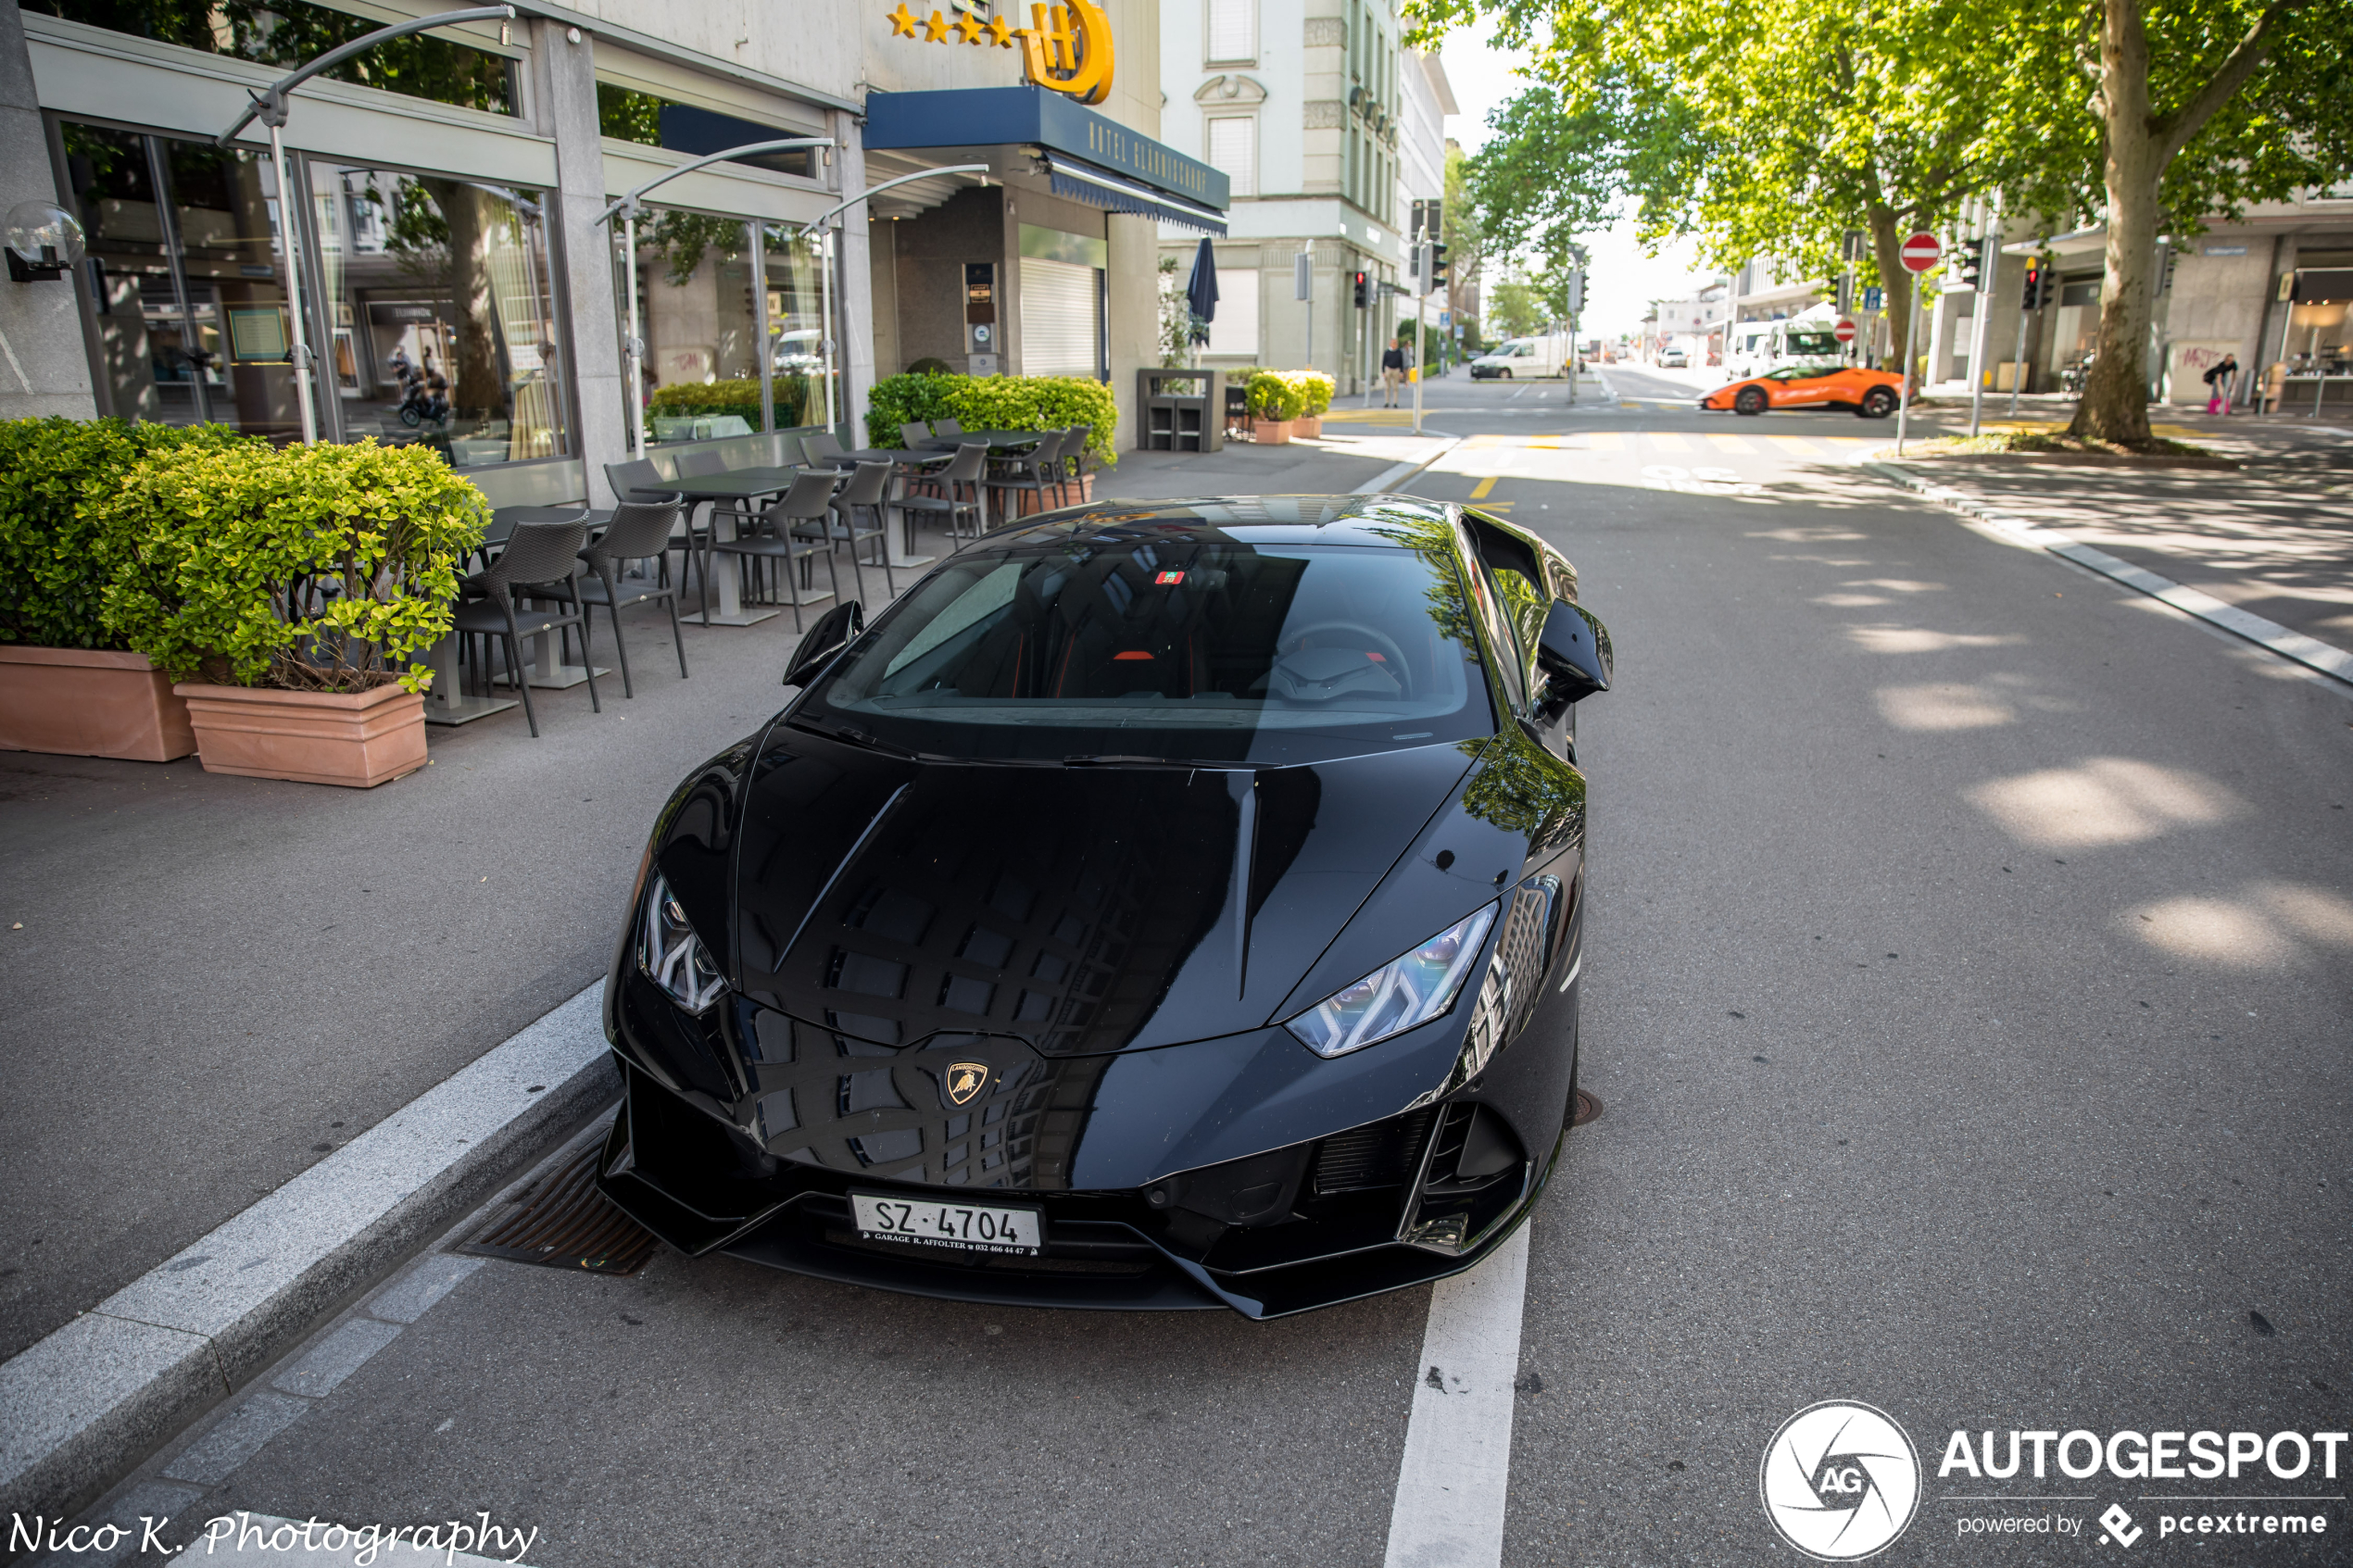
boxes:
[1899,232,1942,273]
[1834,318,1857,344]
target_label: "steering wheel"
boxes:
[1282,621,1412,694]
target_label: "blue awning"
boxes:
[865,86,1229,213]
[1045,157,1227,234]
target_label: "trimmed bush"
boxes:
[94,439,487,694]
[1245,370,1310,420]
[866,372,1120,468]
[0,417,253,649]
[1289,370,1336,418]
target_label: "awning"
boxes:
[1043,157,1227,234]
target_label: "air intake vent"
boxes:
[1309,1108,1434,1196]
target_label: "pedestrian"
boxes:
[1381,337,1406,407]
[2202,353,2239,414]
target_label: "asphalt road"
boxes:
[38,376,2353,1565]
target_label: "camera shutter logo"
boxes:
[1759,1400,1922,1560]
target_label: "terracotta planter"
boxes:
[0,646,196,761]
[1252,418,1294,445]
[174,681,427,788]
[1295,415,1324,438]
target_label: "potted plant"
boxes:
[94,440,486,788]
[1247,370,1307,444]
[1290,370,1336,437]
[0,417,248,761]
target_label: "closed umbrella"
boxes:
[1185,237,1218,347]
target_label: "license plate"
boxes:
[850,1192,1042,1255]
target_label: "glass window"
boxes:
[800,540,1494,766]
[1206,117,1256,198]
[762,222,837,433]
[1205,0,1255,62]
[308,163,568,467]
[623,207,761,445]
[64,121,302,434]
[33,0,516,116]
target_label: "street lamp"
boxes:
[217,6,518,445]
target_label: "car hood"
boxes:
[703,727,1486,1056]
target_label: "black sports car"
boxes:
[596,495,1612,1317]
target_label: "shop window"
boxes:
[308,162,568,467]
[1020,255,1101,379]
[1205,0,1255,64]
[596,84,817,179]
[32,0,516,116]
[1206,117,1257,199]
[616,207,837,443]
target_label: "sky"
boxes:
[1435,34,1717,337]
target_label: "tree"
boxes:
[2061,0,2353,443]
[1488,279,1544,339]
[1426,0,2058,381]
[1441,141,1489,331]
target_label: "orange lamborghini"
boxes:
[1698,362,1905,418]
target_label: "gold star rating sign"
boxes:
[892,0,1021,45]
[922,6,950,40]
[886,1,921,33]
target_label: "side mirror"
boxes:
[783,600,863,689]
[1534,599,1611,711]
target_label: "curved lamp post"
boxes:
[217,6,517,444]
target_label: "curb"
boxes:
[1866,460,2353,688]
[1353,437,1465,495]
[0,984,617,1526]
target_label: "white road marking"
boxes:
[1382,1223,1532,1568]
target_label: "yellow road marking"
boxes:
[1707,433,1756,455]
[1644,431,1691,452]
[1821,436,1869,449]
[1469,475,1498,499]
[1767,435,1820,458]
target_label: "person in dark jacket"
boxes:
[1380,338,1407,407]
[2202,353,2239,414]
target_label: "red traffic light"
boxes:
[1352,270,1370,307]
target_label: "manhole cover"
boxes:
[459,1144,657,1276]
[1571,1088,1603,1127]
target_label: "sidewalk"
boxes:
[1889,418,2353,649]
[0,435,1413,1372]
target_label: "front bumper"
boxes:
[597,1054,1559,1319]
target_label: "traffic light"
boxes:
[2021,265,2041,310]
[1352,270,1369,308]
[1427,241,1450,295]
[1957,243,1983,291]
[1564,269,1583,316]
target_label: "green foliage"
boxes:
[1245,370,1310,420]
[597,82,664,145]
[1488,280,1544,339]
[865,373,1121,467]
[648,210,748,286]
[93,440,487,694]
[1289,370,1336,417]
[648,378,774,432]
[0,418,251,649]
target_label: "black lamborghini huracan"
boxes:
[596,495,1611,1317]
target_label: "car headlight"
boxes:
[1284,904,1499,1059]
[637,872,726,1013]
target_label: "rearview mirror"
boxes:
[783,600,863,689]
[1534,599,1611,711]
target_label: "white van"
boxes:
[1730,318,1847,379]
[1470,334,1568,379]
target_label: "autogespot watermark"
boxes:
[1761,1406,2349,1555]
[9,1511,539,1564]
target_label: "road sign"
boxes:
[1834,318,1857,345]
[1899,232,1942,273]
[1863,285,1884,311]
[1440,310,1452,329]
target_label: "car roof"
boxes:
[978,495,1457,550]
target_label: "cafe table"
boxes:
[422,505,615,724]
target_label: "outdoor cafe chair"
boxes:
[986,429,1068,523]
[891,442,990,545]
[525,497,690,698]
[931,417,965,444]
[451,518,600,737]
[610,458,710,616]
[900,420,942,450]
[830,459,897,602]
[711,468,842,632]
[1055,427,1095,507]
[800,429,850,468]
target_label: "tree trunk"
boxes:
[423,178,500,424]
[2070,0,2160,445]
[1866,203,1916,381]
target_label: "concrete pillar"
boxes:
[0,0,96,420]
[1105,211,1157,453]
[527,18,625,507]
[832,107,875,446]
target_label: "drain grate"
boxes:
[459,1144,657,1276]
[1571,1089,1603,1127]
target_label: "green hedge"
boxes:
[93,439,487,694]
[1245,370,1311,420]
[0,418,251,648]
[866,372,1119,468]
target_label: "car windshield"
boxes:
[1784,329,1841,357]
[798,536,1495,765]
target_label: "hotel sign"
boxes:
[887,0,1114,105]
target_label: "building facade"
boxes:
[1154,0,1448,391]
[0,0,1220,510]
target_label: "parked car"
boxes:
[1470,334,1570,379]
[1657,346,1690,368]
[1699,361,1905,417]
[597,496,1612,1318]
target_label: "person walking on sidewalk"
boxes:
[1381,338,1407,408]
[2203,353,2239,414]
